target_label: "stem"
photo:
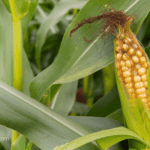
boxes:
[83,76,94,108]
[83,76,89,95]
[73,9,78,16]
[13,20,22,91]
[103,63,115,95]
[11,18,22,149]
[9,0,23,147]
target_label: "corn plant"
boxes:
[0,0,150,150]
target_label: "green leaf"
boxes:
[2,0,11,13]
[2,0,30,19]
[0,81,125,150]
[50,81,78,115]
[0,0,37,95]
[70,102,89,115]
[68,117,126,150]
[86,86,121,117]
[30,0,150,101]
[106,108,124,124]
[0,125,11,150]
[68,116,122,132]
[35,0,87,69]
[141,13,150,46]
[55,127,146,150]
[26,141,33,150]
[0,81,100,150]
[10,0,30,19]
[145,46,150,57]
[102,63,115,95]
[0,143,5,150]
[11,135,26,150]
[21,0,38,38]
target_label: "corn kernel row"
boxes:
[115,33,150,109]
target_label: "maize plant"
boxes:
[0,0,150,150]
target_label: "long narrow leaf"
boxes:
[55,127,146,150]
[0,81,101,150]
[30,0,150,101]
[35,0,87,68]
[50,81,78,115]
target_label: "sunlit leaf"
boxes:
[30,0,150,101]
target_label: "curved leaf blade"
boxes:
[0,81,126,150]
[86,86,121,117]
[0,81,102,150]
[35,0,87,68]
[50,81,78,115]
[30,0,150,101]
[55,127,146,150]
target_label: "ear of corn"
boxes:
[115,17,150,149]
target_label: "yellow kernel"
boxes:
[125,60,133,67]
[136,64,141,69]
[147,90,149,95]
[132,56,139,63]
[141,74,147,82]
[133,69,138,76]
[120,60,125,67]
[120,77,124,82]
[133,75,141,82]
[116,53,122,60]
[116,40,123,46]
[135,82,144,89]
[124,38,132,44]
[138,68,146,75]
[123,71,131,78]
[125,77,132,83]
[142,62,149,69]
[147,102,150,107]
[126,83,133,88]
[128,88,134,93]
[122,66,128,72]
[116,62,120,69]
[144,82,148,88]
[141,99,148,103]
[136,87,146,94]
[138,94,147,99]
[136,50,142,57]
[132,94,136,98]
[128,48,135,55]
[115,46,122,52]
[122,44,129,51]
[140,56,146,63]
[133,44,138,48]
[122,53,130,61]
[118,70,122,76]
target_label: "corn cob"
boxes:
[115,18,150,110]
